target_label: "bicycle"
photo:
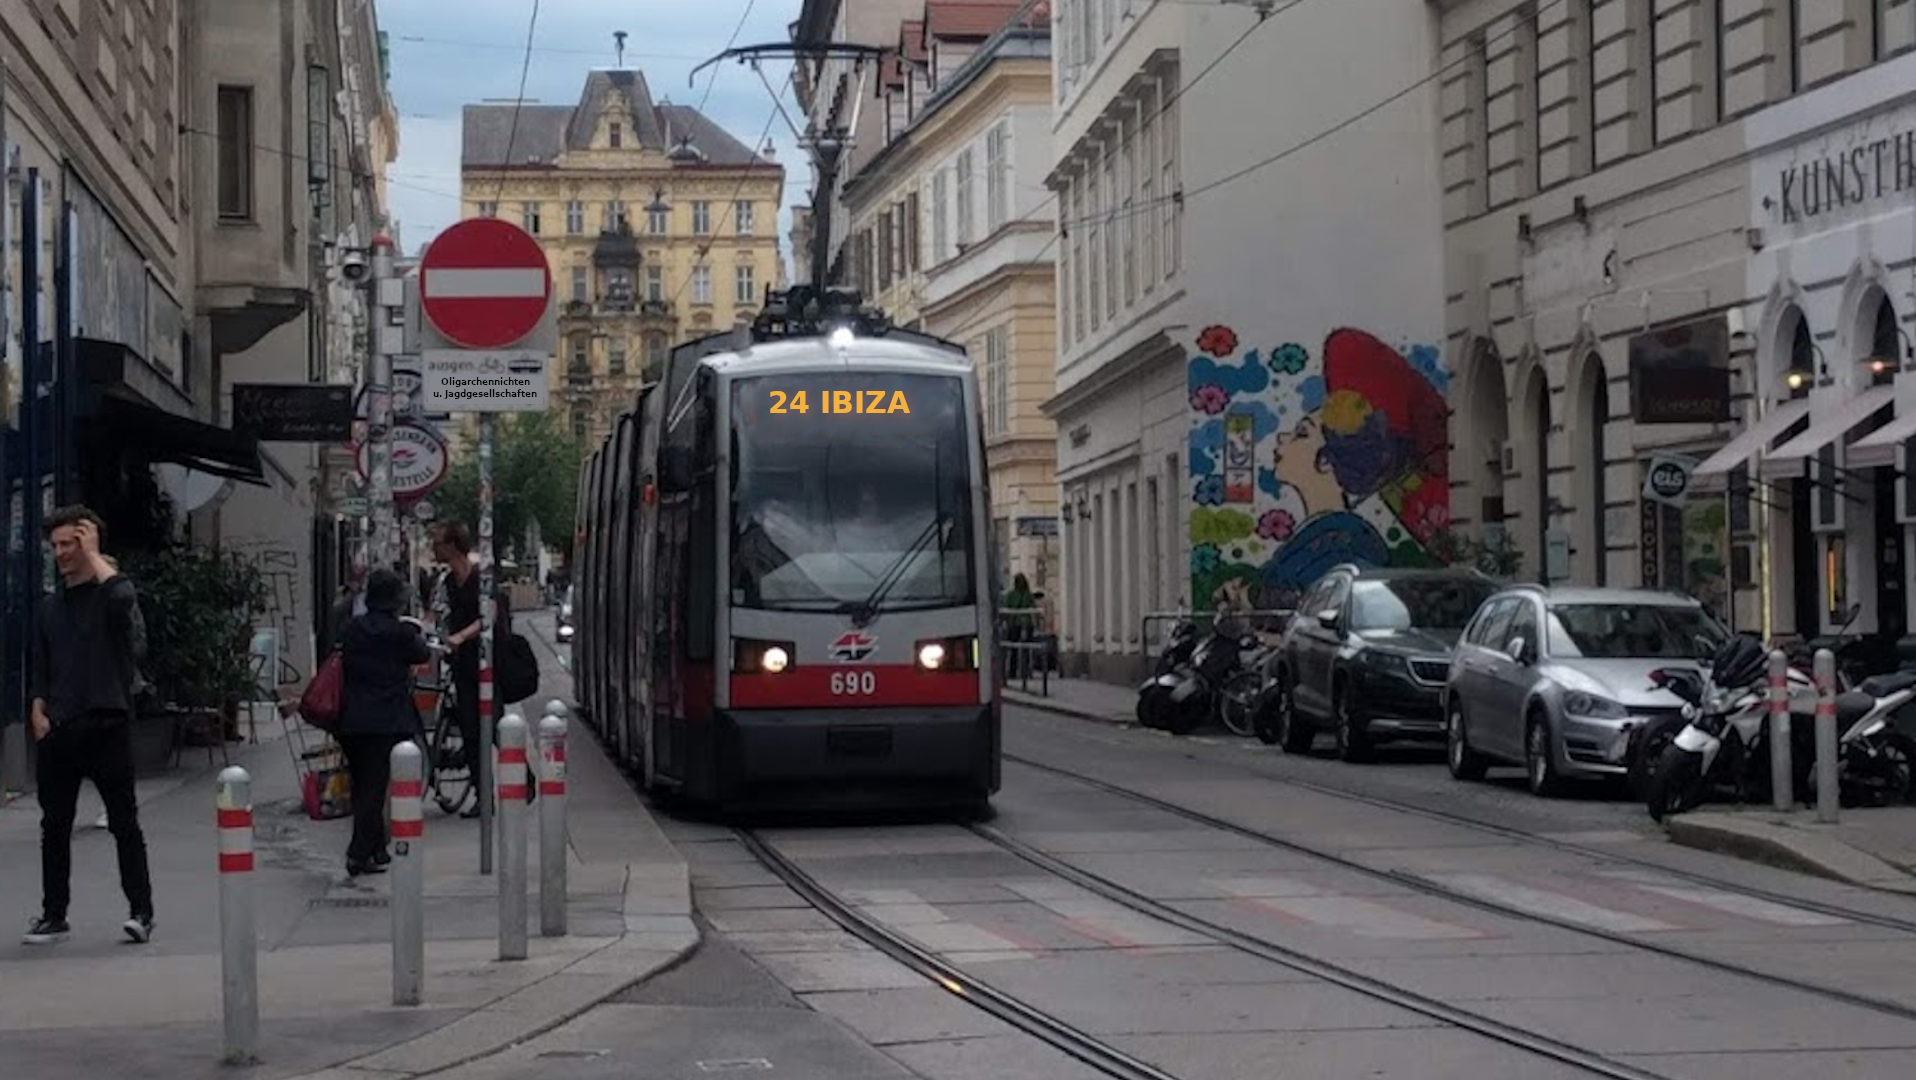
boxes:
[409,635,477,816]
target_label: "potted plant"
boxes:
[118,544,270,774]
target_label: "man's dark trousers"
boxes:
[37,711,153,921]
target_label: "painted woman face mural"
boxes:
[1186,327,1453,609]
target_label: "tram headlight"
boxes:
[762,646,790,673]
[917,643,946,670]
[913,636,979,672]
[733,638,796,674]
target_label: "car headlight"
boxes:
[1359,650,1407,674]
[1563,692,1628,719]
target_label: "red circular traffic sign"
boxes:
[419,217,552,349]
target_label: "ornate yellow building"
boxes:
[459,69,785,443]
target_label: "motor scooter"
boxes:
[1137,618,1200,730]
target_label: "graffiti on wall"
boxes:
[229,539,305,684]
[1187,325,1451,610]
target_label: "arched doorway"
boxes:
[1861,292,1905,643]
[1462,340,1510,562]
[1779,309,1818,637]
[1574,353,1607,584]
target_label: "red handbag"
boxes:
[298,651,344,731]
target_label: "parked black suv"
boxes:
[1265,564,1497,761]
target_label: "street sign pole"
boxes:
[368,232,400,571]
[414,216,554,878]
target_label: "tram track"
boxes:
[739,825,1690,1080]
[1002,752,1916,1025]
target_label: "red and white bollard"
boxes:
[1767,650,1793,810]
[537,712,568,937]
[497,713,529,960]
[216,766,259,1065]
[1813,648,1840,823]
[390,741,425,1006]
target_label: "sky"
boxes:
[376,0,810,267]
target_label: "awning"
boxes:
[100,396,268,486]
[1692,398,1812,478]
[1762,383,1898,472]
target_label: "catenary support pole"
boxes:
[389,740,425,1006]
[216,767,259,1065]
[367,232,400,571]
[478,411,496,874]
[498,711,529,960]
[538,712,568,936]
[1813,649,1840,823]
[1767,650,1793,811]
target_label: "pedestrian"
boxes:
[23,506,155,945]
[428,522,485,775]
[338,568,435,876]
[1003,573,1037,679]
[326,562,369,653]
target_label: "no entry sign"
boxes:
[419,217,552,349]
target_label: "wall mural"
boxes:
[1186,325,1452,610]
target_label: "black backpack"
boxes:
[490,595,540,705]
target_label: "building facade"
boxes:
[1440,0,1916,654]
[460,69,784,445]
[1042,0,1188,682]
[842,9,1061,610]
[196,0,398,687]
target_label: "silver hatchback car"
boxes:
[1442,585,1729,796]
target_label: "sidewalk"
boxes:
[1664,807,1916,892]
[1003,676,1133,726]
[0,615,697,1080]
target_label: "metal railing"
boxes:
[996,606,1053,697]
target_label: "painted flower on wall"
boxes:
[1191,543,1221,575]
[1256,508,1296,542]
[1190,384,1229,414]
[1194,475,1224,506]
[1197,325,1239,358]
[1268,342,1309,376]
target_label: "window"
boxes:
[735,200,755,235]
[1102,151,1118,318]
[608,340,627,376]
[1070,180,1086,340]
[572,410,589,440]
[605,268,634,304]
[691,264,712,304]
[931,169,949,261]
[569,334,589,370]
[1058,182,1073,348]
[645,265,664,301]
[644,334,667,378]
[985,325,1011,436]
[608,122,622,148]
[878,209,894,289]
[1160,85,1179,278]
[605,200,626,230]
[735,263,756,304]
[986,122,1009,231]
[477,201,498,218]
[565,200,584,234]
[1139,90,1157,294]
[1879,0,1916,59]
[905,191,920,272]
[570,266,587,301]
[216,85,254,220]
[692,201,711,234]
[521,201,541,234]
[647,206,669,234]
[955,149,974,245]
[1121,112,1136,307]
[1085,165,1102,331]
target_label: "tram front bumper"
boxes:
[719,704,997,791]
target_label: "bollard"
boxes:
[1813,648,1840,823]
[1767,650,1794,811]
[389,741,425,1006]
[545,698,570,719]
[216,767,259,1066]
[538,713,569,937]
[497,713,530,960]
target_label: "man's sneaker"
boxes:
[23,916,69,944]
[123,914,154,943]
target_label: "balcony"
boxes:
[562,299,593,320]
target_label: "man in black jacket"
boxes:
[23,506,155,945]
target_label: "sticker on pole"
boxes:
[356,422,449,498]
[418,217,552,350]
[421,350,550,412]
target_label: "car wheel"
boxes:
[1446,702,1488,781]
[1525,713,1564,797]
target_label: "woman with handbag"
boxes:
[337,569,436,876]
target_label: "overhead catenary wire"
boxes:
[492,0,543,205]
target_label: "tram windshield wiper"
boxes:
[840,512,950,627]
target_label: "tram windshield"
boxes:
[728,370,977,614]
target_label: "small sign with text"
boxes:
[421,350,550,413]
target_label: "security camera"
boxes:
[341,249,370,282]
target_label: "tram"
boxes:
[572,287,1002,813]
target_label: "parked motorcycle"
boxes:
[1137,618,1201,731]
[1137,618,1259,736]
[1642,634,1916,820]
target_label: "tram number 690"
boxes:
[830,670,877,695]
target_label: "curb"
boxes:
[1003,690,1133,727]
[1664,813,1916,893]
